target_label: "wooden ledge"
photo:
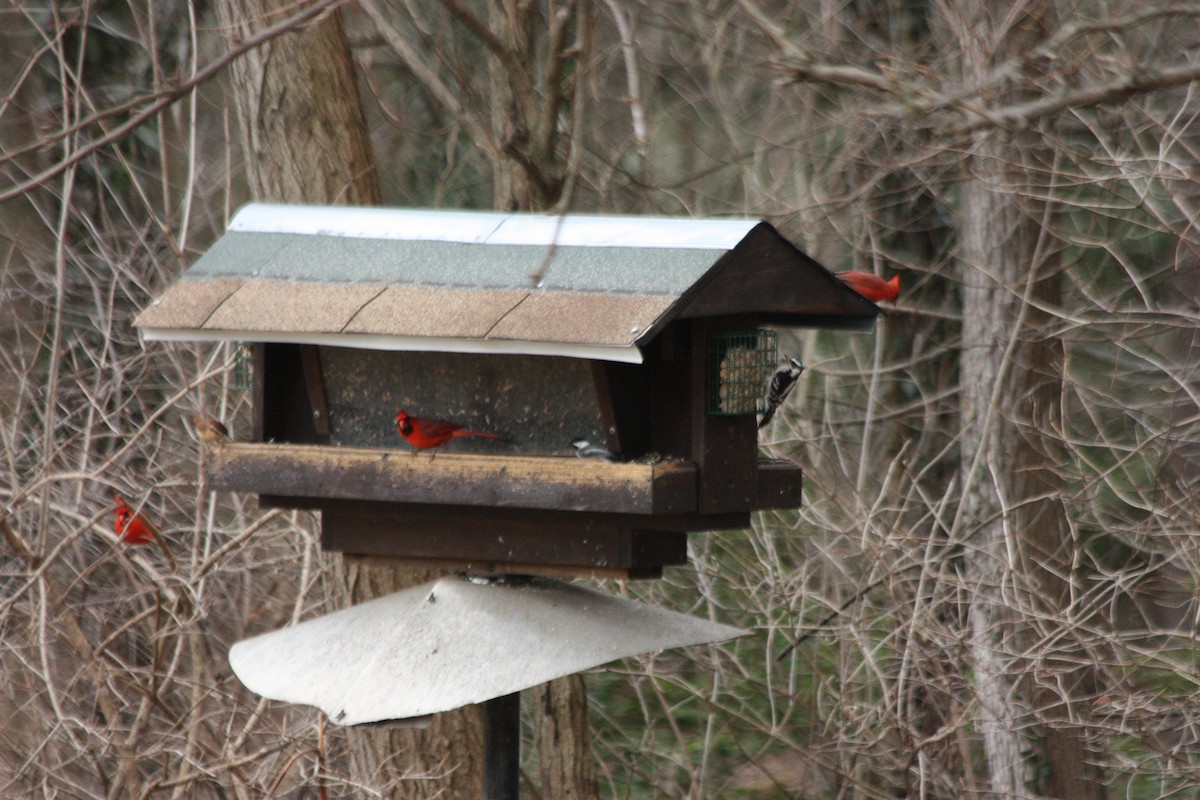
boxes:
[205,442,698,515]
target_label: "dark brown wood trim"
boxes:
[251,343,267,443]
[323,503,688,571]
[300,344,332,440]
[753,458,804,510]
[690,317,759,513]
[589,360,651,458]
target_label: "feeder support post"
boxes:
[482,692,521,800]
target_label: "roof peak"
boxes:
[228,203,762,250]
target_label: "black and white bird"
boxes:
[571,438,619,462]
[758,356,805,430]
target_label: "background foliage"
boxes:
[1,1,1198,797]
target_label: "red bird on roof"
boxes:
[837,271,901,305]
[395,410,507,454]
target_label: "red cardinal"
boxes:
[112,494,177,568]
[113,494,157,545]
[395,410,507,453]
[837,271,901,304]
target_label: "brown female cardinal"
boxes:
[191,413,230,444]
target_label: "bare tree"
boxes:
[728,0,1200,796]
[3,1,1200,799]
[939,2,1104,795]
[348,4,602,796]
[217,1,603,796]
[0,5,337,796]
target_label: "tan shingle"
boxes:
[204,281,384,333]
[134,279,244,330]
[345,286,528,338]
[488,292,677,346]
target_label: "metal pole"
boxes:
[482,691,520,800]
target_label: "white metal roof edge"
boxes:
[227,203,760,250]
[139,326,645,364]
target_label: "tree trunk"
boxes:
[338,562,486,797]
[216,5,600,796]
[959,127,1037,798]
[953,2,1103,797]
[534,674,599,800]
[215,4,487,797]
[481,4,599,794]
[219,3,600,796]
[216,1,378,206]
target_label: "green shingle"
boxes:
[187,233,723,296]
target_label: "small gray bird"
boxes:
[571,438,619,462]
[758,356,804,430]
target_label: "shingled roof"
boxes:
[135,204,877,363]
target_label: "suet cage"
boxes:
[707,329,777,415]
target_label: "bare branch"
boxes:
[0,0,352,203]
[358,0,501,159]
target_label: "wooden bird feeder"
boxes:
[135,204,878,579]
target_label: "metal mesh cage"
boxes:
[707,329,778,415]
[233,343,253,392]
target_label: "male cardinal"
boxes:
[192,413,230,444]
[759,356,805,430]
[837,271,901,304]
[113,494,157,545]
[112,494,177,568]
[395,410,507,453]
